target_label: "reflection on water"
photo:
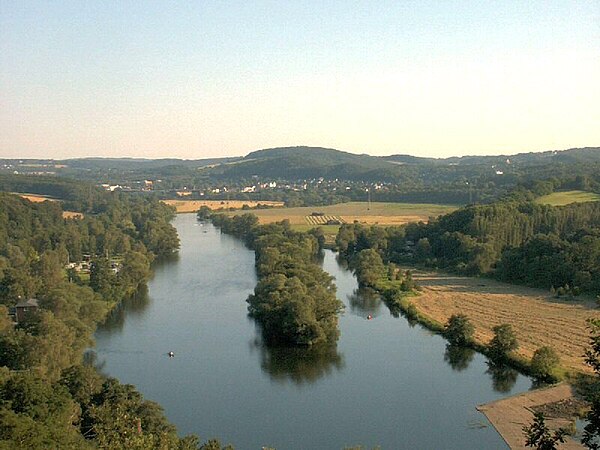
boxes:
[347,287,382,317]
[444,344,475,372]
[252,339,344,385]
[100,286,151,332]
[486,361,519,393]
[94,215,533,450]
[83,349,105,371]
[152,252,181,268]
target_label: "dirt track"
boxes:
[409,270,599,373]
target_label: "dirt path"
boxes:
[477,384,584,449]
[408,270,599,373]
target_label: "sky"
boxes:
[1,1,599,160]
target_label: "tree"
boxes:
[489,323,518,361]
[89,257,116,299]
[199,439,234,450]
[523,412,567,449]
[118,251,151,296]
[530,346,560,382]
[354,249,385,287]
[582,318,600,449]
[444,314,474,346]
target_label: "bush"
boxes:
[404,302,418,320]
[530,346,560,382]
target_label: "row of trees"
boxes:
[0,188,232,448]
[208,213,343,346]
[445,314,560,382]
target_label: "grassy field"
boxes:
[408,269,598,374]
[224,201,457,243]
[227,201,456,226]
[287,224,342,234]
[536,190,600,206]
[163,199,284,213]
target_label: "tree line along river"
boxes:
[94,213,532,449]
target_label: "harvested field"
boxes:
[289,224,341,234]
[305,215,345,225]
[16,193,59,203]
[62,211,84,219]
[340,214,424,225]
[162,199,284,213]
[228,201,456,226]
[408,269,599,373]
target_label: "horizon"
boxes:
[2,143,600,162]
[2,144,599,162]
[1,1,599,159]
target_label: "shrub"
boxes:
[530,346,560,382]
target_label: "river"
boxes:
[94,214,532,449]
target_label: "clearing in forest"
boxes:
[535,190,600,206]
[408,269,599,374]
[15,193,59,203]
[15,193,82,219]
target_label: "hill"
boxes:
[2,146,599,206]
[205,146,394,180]
[383,147,600,167]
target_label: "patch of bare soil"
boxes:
[532,397,587,419]
[478,384,585,449]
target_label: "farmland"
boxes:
[15,193,59,203]
[162,199,285,213]
[15,192,83,219]
[227,201,456,228]
[407,269,598,374]
[535,190,600,206]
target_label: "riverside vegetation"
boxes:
[335,220,566,382]
[335,198,600,447]
[0,189,234,449]
[206,210,343,346]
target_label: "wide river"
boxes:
[94,214,533,449]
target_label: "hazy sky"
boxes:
[1,1,598,159]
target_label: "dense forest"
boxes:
[0,190,232,449]
[336,199,600,296]
[206,210,343,346]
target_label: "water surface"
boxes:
[95,214,532,449]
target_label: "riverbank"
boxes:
[477,383,585,449]
[382,266,599,447]
[95,215,532,449]
[404,268,598,375]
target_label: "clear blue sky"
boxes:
[1,1,598,159]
